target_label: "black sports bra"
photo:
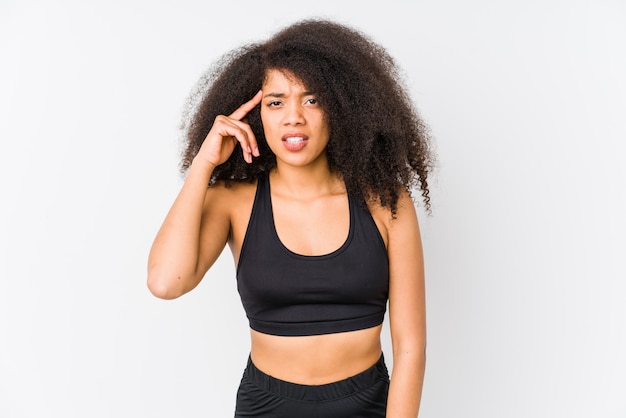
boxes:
[236,174,389,336]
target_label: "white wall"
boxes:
[1,0,624,417]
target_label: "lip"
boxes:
[281,133,309,141]
[281,133,309,151]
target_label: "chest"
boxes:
[237,190,389,309]
[271,193,350,257]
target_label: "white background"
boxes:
[1,0,625,417]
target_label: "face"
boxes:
[260,69,330,169]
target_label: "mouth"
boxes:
[282,134,309,151]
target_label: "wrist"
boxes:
[190,156,217,175]
[183,157,216,189]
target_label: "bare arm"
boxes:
[147,91,262,299]
[385,192,427,417]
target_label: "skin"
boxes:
[147,69,426,417]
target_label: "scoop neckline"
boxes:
[266,176,354,260]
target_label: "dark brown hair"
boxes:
[181,19,434,214]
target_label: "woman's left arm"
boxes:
[385,191,427,418]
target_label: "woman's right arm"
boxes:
[147,91,262,299]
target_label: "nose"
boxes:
[282,102,305,126]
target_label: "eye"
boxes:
[267,100,282,107]
[305,98,319,106]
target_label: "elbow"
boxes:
[147,282,180,300]
[147,270,186,300]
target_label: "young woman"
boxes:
[148,19,433,417]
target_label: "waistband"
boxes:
[243,353,388,402]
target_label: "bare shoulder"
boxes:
[199,179,258,238]
[367,189,419,249]
[205,180,258,260]
[205,180,257,211]
[206,179,256,195]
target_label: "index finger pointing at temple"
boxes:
[229,90,263,121]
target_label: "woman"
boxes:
[148,19,433,417]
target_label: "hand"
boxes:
[196,90,263,166]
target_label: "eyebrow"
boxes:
[264,91,315,98]
[264,93,285,98]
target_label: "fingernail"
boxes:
[253,147,260,157]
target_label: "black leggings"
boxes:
[234,354,389,417]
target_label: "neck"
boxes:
[271,160,343,199]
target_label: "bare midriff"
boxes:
[249,324,383,385]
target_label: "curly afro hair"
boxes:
[180,19,434,214]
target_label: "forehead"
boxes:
[262,69,308,91]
